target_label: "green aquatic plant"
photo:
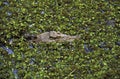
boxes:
[0,0,120,79]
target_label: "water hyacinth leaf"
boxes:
[0,0,119,79]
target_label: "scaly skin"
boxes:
[27,31,80,43]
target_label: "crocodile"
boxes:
[25,31,80,43]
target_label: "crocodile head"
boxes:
[49,31,68,39]
[25,31,80,43]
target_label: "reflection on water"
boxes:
[6,11,12,16]
[106,20,115,27]
[3,1,9,6]
[84,44,93,53]
[12,68,18,79]
[1,46,14,54]
[115,42,120,46]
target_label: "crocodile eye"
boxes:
[57,32,60,34]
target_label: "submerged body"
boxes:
[26,31,80,43]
